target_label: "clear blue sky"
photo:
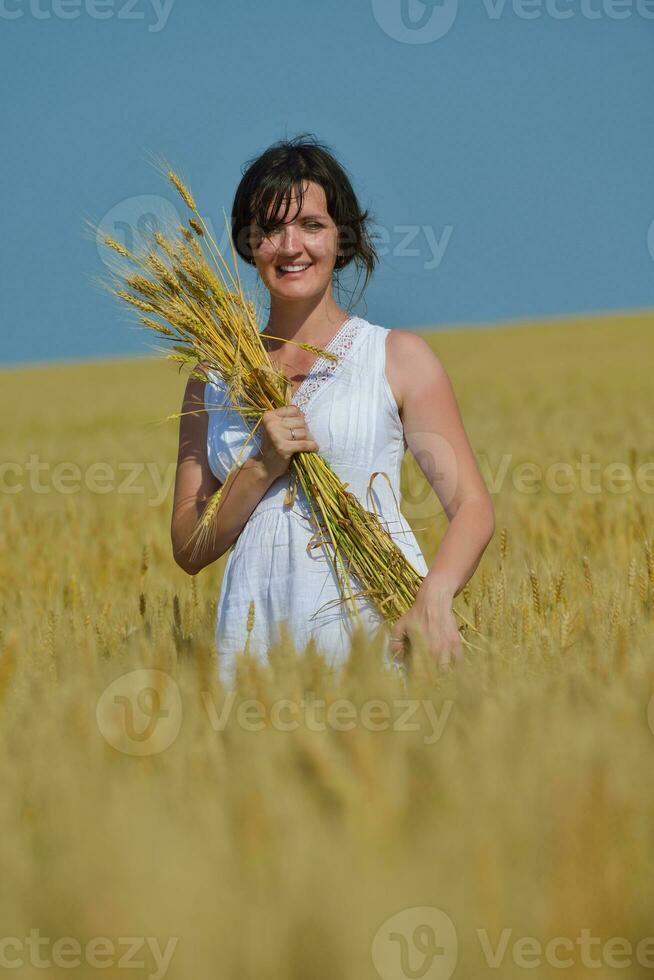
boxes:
[1,0,653,365]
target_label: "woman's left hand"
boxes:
[390,585,463,669]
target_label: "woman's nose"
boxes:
[278,224,302,253]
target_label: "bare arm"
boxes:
[170,366,277,574]
[387,330,496,601]
[171,363,318,575]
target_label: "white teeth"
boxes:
[280,264,310,272]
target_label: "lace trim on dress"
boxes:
[291,316,362,411]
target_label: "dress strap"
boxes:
[292,316,365,411]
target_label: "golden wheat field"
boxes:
[1,310,653,979]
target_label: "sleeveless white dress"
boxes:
[203,316,429,687]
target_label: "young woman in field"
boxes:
[171,135,495,687]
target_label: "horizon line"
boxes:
[2,305,653,374]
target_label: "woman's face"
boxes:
[249,180,340,301]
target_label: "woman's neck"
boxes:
[263,297,351,350]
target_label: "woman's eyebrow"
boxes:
[262,212,327,226]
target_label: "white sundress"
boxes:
[203,315,429,687]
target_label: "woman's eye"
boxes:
[261,222,322,239]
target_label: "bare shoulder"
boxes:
[385,329,447,413]
[184,360,212,397]
[191,360,213,383]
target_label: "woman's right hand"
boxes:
[258,406,320,480]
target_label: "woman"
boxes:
[171,134,495,687]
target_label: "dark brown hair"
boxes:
[231,133,378,301]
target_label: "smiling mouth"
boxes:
[276,263,312,277]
